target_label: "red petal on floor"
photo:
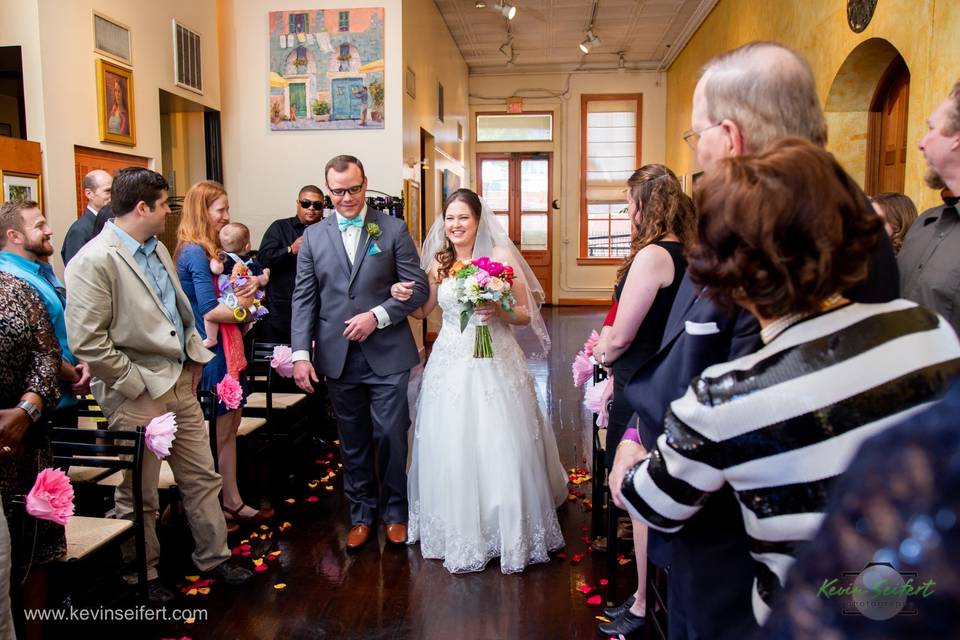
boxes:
[599,579,609,586]
[580,536,591,544]
[306,496,320,502]
[555,552,567,559]
[254,563,269,573]
[586,595,602,606]
[577,585,593,594]
[571,553,585,564]
[581,526,588,532]
[326,453,335,459]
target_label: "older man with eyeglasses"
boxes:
[257,185,327,344]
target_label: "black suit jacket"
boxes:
[623,226,900,640]
[61,208,97,266]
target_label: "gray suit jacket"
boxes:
[64,226,213,416]
[291,209,428,379]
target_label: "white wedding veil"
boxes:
[420,191,551,357]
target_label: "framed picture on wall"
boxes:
[96,58,136,146]
[1,171,42,209]
[404,179,421,245]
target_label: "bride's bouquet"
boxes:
[452,257,517,358]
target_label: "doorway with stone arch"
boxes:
[825,38,911,196]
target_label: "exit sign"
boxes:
[506,97,522,113]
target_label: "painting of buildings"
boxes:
[268,8,385,131]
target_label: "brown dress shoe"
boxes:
[346,524,371,549]
[385,523,407,545]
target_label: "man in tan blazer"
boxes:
[65,167,251,603]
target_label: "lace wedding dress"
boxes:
[407,278,568,574]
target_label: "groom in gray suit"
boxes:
[292,155,428,549]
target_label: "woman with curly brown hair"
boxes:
[619,137,960,627]
[591,164,696,637]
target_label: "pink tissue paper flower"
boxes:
[572,350,592,388]
[271,345,294,378]
[217,374,244,410]
[583,330,600,359]
[583,377,611,417]
[26,468,74,526]
[145,412,178,460]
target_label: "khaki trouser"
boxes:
[0,491,15,640]
[107,367,229,580]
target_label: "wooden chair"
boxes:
[50,424,148,600]
[245,341,307,439]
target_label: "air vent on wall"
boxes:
[93,12,131,64]
[173,20,202,94]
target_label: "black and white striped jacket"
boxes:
[622,299,960,624]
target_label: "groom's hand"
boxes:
[293,361,319,393]
[343,311,377,342]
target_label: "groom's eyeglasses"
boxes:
[327,184,364,198]
[299,199,325,210]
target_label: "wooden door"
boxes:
[73,146,149,216]
[867,57,910,194]
[477,153,553,303]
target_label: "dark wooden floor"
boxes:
[49,306,632,640]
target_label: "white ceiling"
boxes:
[432,0,720,75]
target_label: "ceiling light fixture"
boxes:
[475,0,487,8]
[579,30,601,54]
[578,1,601,54]
[617,52,626,71]
[496,1,517,20]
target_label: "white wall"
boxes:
[0,0,222,275]
[0,0,44,143]
[219,0,405,247]
[469,70,667,302]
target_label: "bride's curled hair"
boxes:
[435,188,482,279]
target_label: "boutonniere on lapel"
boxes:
[366,222,383,256]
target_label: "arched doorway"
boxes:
[824,38,911,195]
[867,56,910,194]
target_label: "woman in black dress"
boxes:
[592,164,696,637]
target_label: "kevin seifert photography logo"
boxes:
[817,562,936,620]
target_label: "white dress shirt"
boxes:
[291,206,390,364]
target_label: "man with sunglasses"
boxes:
[292,155,428,551]
[257,185,326,344]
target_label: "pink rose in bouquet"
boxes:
[26,468,74,526]
[583,330,600,359]
[217,374,244,410]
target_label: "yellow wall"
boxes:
[0,0,221,275]
[469,71,667,303]
[665,0,960,213]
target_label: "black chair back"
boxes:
[48,425,148,599]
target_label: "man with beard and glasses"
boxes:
[0,200,90,426]
[898,80,960,336]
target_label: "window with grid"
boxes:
[580,95,641,260]
[338,11,350,32]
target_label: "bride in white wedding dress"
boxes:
[391,188,568,574]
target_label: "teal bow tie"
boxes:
[338,217,363,231]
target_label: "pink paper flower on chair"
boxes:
[583,330,600,359]
[583,377,611,416]
[271,345,294,378]
[26,468,74,526]
[145,412,178,460]
[217,374,244,410]
[572,350,592,388]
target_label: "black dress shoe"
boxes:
[146,579,175,605]
[597,609,645,638]
[602,593,636,620]
[209,559,253,585]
